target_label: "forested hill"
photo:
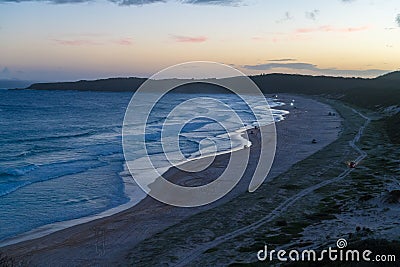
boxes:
[26,71,399,95]
[27,77,147,92]
[27,74,371,93]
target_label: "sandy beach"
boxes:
[0,94,342,266]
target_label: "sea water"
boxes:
[0,89,288,241]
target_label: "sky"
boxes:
[0,0,399,81]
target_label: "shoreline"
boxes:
[0,94,343,266]
[0,127,255,248]
[0,98,284,247]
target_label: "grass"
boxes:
[125,99,400,266]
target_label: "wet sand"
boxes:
[0,94,342,266]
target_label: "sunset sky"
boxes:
[1,0,399,81]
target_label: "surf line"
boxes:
[174,106,371,267]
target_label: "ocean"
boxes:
[0,89,288,242]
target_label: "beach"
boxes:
[0,94,342,266]
[3,1,400,265]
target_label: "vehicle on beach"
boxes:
[348,161,357,168]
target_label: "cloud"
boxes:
[396,14,400,27]
[112,37,134,45]
[267,58,297,62]
[305,9,319,21]
[341,0,355,2]
[2,0,92,3]
[52,37,134,45]
[243,62,318,71]
[241,61,388,77]
[1,0,241,5]
[296,25,370,33]
[251,36,264,41]
[52,39,102,45]
[0,67,12,79]
[182,0,240,5]
[109,0,165,5]
[1,67,10,74]
[172,35,207,43]
[276,12,293,23]
[47,0,87,2]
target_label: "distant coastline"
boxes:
[23,71,400,94]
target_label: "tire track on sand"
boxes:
[174,108,371,267]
